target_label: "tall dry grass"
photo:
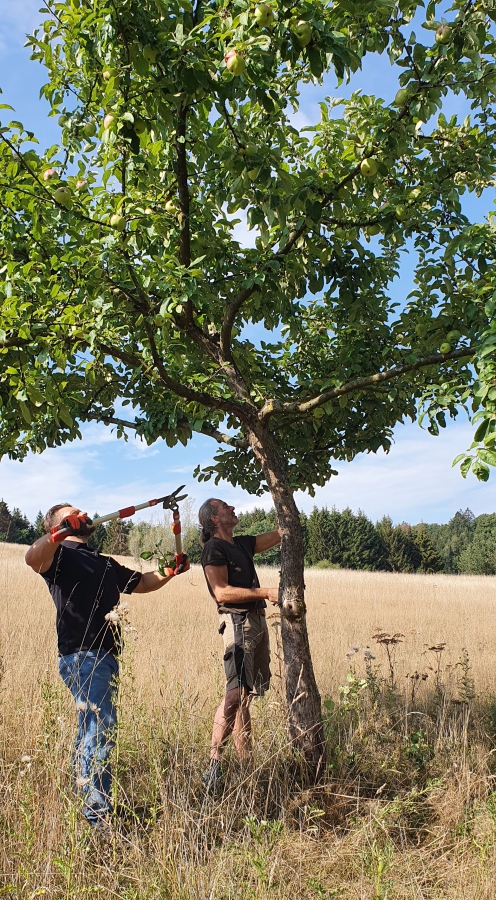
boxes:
[2,541,496,898]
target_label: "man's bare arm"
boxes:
[133,554,190,593]
[25,532,60,574]
[133,570,173,593]
[204,564,279,606]
[254,530,281,554]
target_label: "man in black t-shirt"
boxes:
[25,502,189,833]
[199,497,280,791]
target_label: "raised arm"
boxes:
[254,530,281,554]
[25,532,60,574]
[204,564,279,606]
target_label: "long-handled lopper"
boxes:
[53,487,188,565]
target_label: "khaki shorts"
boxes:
[219,612,271,696]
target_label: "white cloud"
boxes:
[3,417,495,527]
[296,420,496,524]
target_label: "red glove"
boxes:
[50,514,94,543]
[164,554,190,577]
[174,553,190,575]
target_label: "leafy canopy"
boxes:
[1,0,496,494]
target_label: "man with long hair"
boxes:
[199,498,280,791]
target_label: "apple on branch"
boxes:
[103,67,119,82]
[53,186,72,208]
[110,214,126,231]
[224,49,246,75]
[293,20,312,48]
[360,158,378,178]
[394,88,410,106]
[43,168,57,181]
[435,25,452,45]
[254,4,274,27]
[103,113,116,130]
[82,122,96,138]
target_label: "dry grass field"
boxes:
[2,541,496,898]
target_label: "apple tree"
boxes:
[1,0,496,766]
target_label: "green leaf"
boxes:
[477,448,496,467]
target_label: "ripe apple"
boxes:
[43,168,57,181]
[103,113,116,130]
[224,49,246,75]
[293,20,312,47]
[82,122,96,138]
[144,207,153,215]
[143,44,158,62]
[134,118,147,135]
[395,204,407,221]
[439,341,451,354]
[394,88,410,106]
[53,186,72,207]
[360,158,378,177]
[435,25,451,45]
[75,180,87,190]
[366,223,381,236]
[103,67,119,82]
[254,4,273,27]
[110,213,126,231]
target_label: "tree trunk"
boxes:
[247,421,324,772]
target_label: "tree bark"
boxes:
[247,421,324,772]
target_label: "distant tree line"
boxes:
[235,506,496,576]
[1,498,495,576]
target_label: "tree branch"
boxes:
[198,421,249,449]
[176,107,191,271]
[0,337,31,350]
[258,346,475,420]
[219,287,256,360]
[86,410,249,448]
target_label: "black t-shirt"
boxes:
[41,540,141,656]
[201,535,266,611]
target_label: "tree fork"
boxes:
[247,421,325,772]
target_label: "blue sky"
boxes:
[1,1,495,526]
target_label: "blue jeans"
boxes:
[58,649,118,824]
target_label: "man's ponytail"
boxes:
[198,499,218,546]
